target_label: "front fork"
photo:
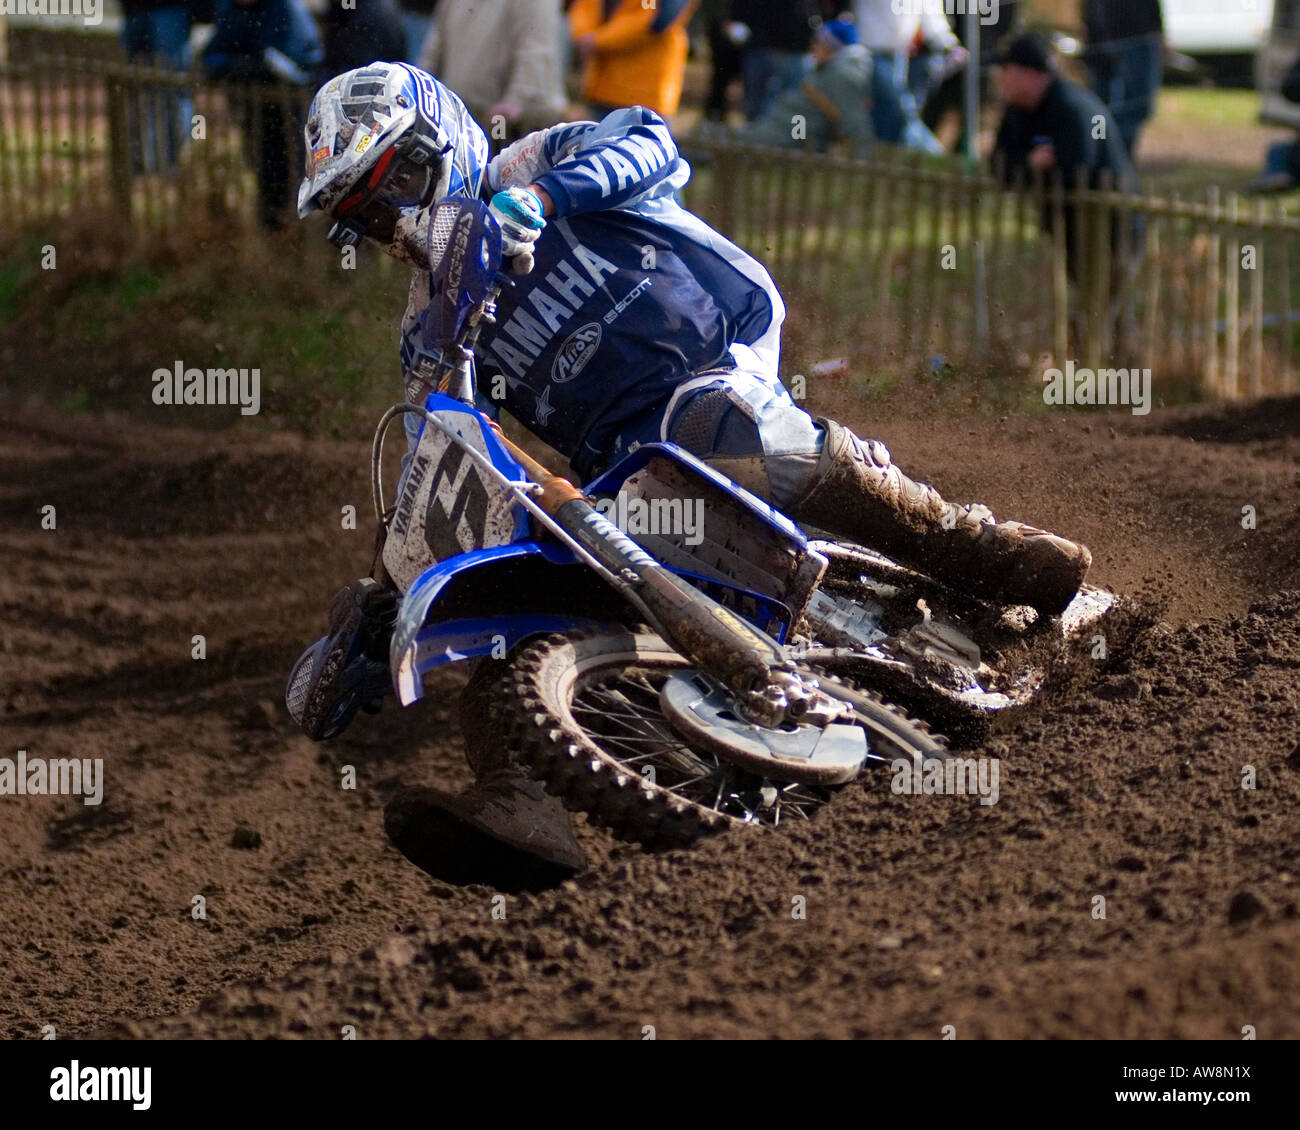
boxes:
[489,428,845,730]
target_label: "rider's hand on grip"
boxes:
[490,187,546,268]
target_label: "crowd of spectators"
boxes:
[695,1,1159,170]
[740,18,871,155]
[113,1,1174,230]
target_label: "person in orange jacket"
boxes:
[569,0,699,118]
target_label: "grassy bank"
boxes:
[4,218,1053,444]
[0,221,416,436]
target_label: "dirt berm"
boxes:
[1,393,1296,1038]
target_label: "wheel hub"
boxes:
[658,671,867,785]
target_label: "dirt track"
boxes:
[1,393,1297,1039]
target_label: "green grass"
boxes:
[120,266,164,311]
[1153,87,1262,131]
[0,224,413,433]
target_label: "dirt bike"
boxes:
[362,197,1118,849]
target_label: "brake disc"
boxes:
[658,671,867,785]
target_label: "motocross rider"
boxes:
[287,62,1091,881]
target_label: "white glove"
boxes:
[489,187,546,263]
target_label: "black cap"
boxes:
[990,32,1056,73]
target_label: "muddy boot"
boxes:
[383,667,586,888]
[791,420,1092,616]
[286,578,397,740]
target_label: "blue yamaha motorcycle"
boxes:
[313,198,1118,849]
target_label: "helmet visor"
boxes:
[372,153,435,211]
[333,147,438,236]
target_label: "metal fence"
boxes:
[0,51,310,236]
[4,52,1299,400]
[682,142,1300,399]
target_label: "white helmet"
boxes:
[298,62,490,250]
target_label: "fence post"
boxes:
[986,163,1007,356]
[927,170,947,361]
[1250,198,1264,398]
[900,149,924,358]
[1224,193,1240,398]
[106,70,133,221]
[1141,199,1162,379]
[714,143,738,239]
[970,171,988,350]
[1049,170,1069,364]
[0,62,13,223]
[1279,203,1293,391]
[1205,185,1222,397]
[1086,168,1111,366]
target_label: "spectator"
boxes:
[395,0,437,65]
[1249,54,1300,193]
[1083,0,1163,158]
[418,0,565,145]
[992,35,1137,196]
[744,18,871,154]
[320,0,407,78]
[729,0,819,122]
[568,0,699,119]
[905,5,968,133]
[991,31,1141,345]
[202,0,324,229]
[851,0,943,151]
[699,0,744,122]
[918,0,1019,145]
[120,0,193,174]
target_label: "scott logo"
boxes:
[551,322,602,384]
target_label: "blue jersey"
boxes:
[399,107,786,478]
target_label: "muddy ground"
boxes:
[1,391,1297,1039]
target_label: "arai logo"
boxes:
[551,322,602,384]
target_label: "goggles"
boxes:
[328,144,442,248]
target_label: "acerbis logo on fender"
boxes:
[551,322,602,384]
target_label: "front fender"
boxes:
[390,541,616,705]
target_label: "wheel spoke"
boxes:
[572,665,831,827]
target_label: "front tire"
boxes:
[485,628,947,849]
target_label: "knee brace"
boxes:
[664,381,824,509]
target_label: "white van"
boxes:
[1165,0,1275,56]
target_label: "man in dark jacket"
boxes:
[992,32,1139,282]
[699,0,744,121]
[202,0,324,228]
